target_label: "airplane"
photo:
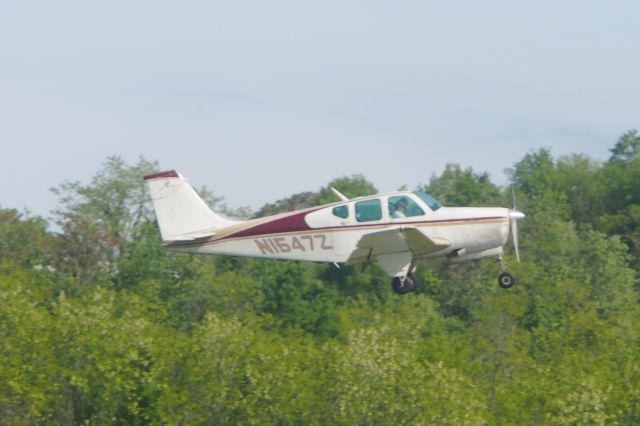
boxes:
[144,170,525,294]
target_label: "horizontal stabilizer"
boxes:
[170,232,216,241]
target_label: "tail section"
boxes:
[144,170,239,241]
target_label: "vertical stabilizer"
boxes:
[144,170,238,241]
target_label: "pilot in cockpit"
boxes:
[391,197,408,218]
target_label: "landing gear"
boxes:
[391,273,417,294]
[498,272,515,289]
[496,254,515,289]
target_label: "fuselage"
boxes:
[145,170,524,291]
[164,191,511,264]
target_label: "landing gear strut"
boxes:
[391,273,417,294]
[497,254,515,289]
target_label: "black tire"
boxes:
[392,277,406,294]
[498,272,515,289]
[391,274,417,294]
[405,273,417,292]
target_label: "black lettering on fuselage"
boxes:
[253,234,333,254]
[255,239,274,255]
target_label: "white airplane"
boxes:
[144,170,525,294]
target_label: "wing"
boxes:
[346,226,450,275]
[402,227,450,256]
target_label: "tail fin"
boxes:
[144,170,238,241]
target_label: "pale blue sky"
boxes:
[1,1,638,219]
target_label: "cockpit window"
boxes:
[413,191,443,211]
[388,196,424,219]
[356,199,382,222]
[332,205,349,219]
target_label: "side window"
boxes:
[332,205,349,219]
[388,196,425,219]
[355,199,382,222]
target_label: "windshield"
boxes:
[413,191,443,211]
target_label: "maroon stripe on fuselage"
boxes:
[224,209,316,240]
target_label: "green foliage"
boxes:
[249,259,341,338]
[555,154,601,224]
[609,129,640,162]
[3,133,640,424]
[50,156,160,286]
[254,174,377,217]
[0,269,160,424]
[253,191,320,217]
[0,208,53,268]
[333,327,487,425]
[0,269,57,423]
[149,314,330,425]
[424,163,502,207]
[508,148,571,221]
[316,174,378,205]
[594,131,640,270]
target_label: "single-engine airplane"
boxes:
[144,170,525,294]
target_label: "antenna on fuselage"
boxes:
[331,187,349,202]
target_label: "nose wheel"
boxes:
[497,255,515,289]
[498,271,515,289]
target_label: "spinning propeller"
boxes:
[509,187,525,262]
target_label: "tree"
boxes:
[609,129,640,162]
[594,131,640,270]
[0,269,57,424]
[3,143,640,424]
[315,174,377,205]
[0,208,53,268]
[46,290,159,424]
[333,324,487,424]
[0,270,161,424]
[149,313,330,424]
[249,259,341,338]
[555,154,601,224]
[253,174,377,218]
[50,156,160,285]
[423,163,502,207]
[253,191,319,217]
[49,156,236,292]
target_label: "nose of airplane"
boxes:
[509,210,525,221]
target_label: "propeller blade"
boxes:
[509,186,524,262]
[512,216,520,262]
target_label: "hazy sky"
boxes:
[1,1,638,219]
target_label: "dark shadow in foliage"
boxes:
[317,262,390,303]
[248,259,342,339]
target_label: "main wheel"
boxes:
[498,272,515,289]
[405,273,417,292]
[392,277,407,294]
[391,274,417,294]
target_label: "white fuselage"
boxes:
[145,171,522,285]
[165,194,510,265]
